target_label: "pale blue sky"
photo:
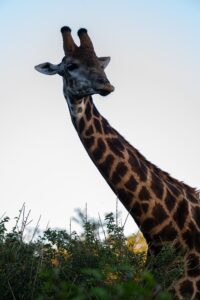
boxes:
[0,1,200,235]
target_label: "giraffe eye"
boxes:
[67,63,78,71]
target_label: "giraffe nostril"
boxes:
[97,78,108,85]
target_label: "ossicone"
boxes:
[77,27,94,51]
[61,26,77,56]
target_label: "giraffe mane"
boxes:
[114,128,200,202]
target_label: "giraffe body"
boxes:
[35,26,200,299]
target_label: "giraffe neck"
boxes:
[65,95,142,209]
[65,94,199,242]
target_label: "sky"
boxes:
[0,0,200,236]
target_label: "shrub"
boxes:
[0,207,178,300]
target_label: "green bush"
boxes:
[0,208,178,300]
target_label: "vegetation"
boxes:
[0,206,183,300]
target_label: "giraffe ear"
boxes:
[98,57,111,69]
[34,62,61,75]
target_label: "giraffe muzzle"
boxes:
[95,79,115,96]
[97,84,115,96]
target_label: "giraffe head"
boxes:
[35,26,114,99]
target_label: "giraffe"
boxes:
[35,26,200,299]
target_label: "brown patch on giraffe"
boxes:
[153,222,178,242]
[82,136,94,148]
[173,199,188,229]
[182,230,200,252]
[151,173,164,199]
[138,186,151,201]
[111,163,128,185]
[191,206,200,230]
[141,203,149,213]
[188,192,199,204]
[94,118,102,134]
[85,101,92,121]
[152,203,168,223]
[165,189,176,211]
[107,138,124,158]
[179,279,194,298]
[194,234,200,252]
[141,218,157,232]
[128,150,147,181]
[187,253,200,277]
[125,175,138,192]
[85,125,94,136]
[98,154,114,178]
[132,202,142,218]
[92,105,99,118]
[188,221,198,231]
[117,188,133,207]
[101,118,111,134]
[101,118,110,134]
[111,173,121,185]
[77,107,82,113]
[78,117,85,134]
[92,138,106,161]
[182,230,195,249]
[116,162,128,176]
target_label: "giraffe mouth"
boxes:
[96,84,115,96]
[98,89,111,96]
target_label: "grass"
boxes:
[0,205,182,300]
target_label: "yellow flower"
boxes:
[127,232,148,254]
